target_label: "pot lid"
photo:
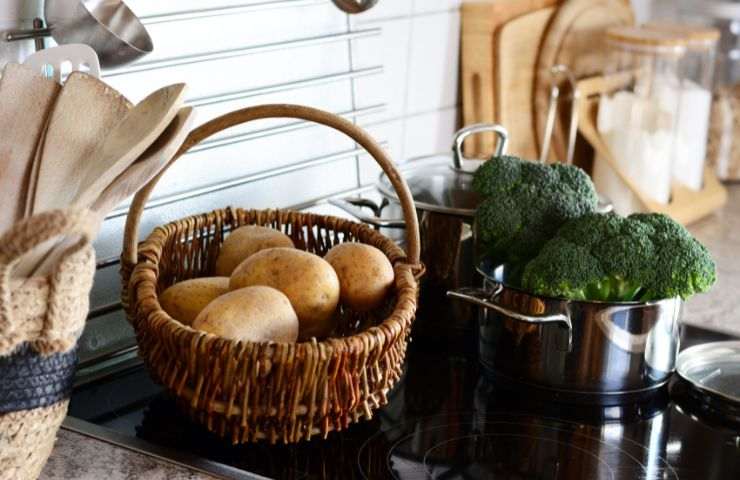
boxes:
[676,341,740,421]
[377,124,509,217]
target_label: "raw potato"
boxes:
[159,277,230,325]
[192,286,298,343]
[230,247,340,340]
[215,225,294,276]
[325,243,394,312]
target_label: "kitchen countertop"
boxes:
[684,184,740,335]
[39,429,217,480]
[38,186,740,479]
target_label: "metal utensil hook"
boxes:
[540,64,580,165]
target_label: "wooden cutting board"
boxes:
[495,6,556,160]
[461,0,560,157]
[0,64,60,234]
[533,0,634,164]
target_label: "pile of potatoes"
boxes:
[159,225,395,343]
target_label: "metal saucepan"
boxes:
[5,0,153,68]
[449,260,682,405]
[331,125,508,344]
[333,124,509,286]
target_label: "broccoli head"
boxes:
[473,156,599,264]
[521,212,716,302]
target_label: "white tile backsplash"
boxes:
[357,118,406,185]
[405,11,460,115]
[126,0,309,18]
[152,125,355,199]
[104,41,352,102]
[412,0,462,14]
[403,106,458,159]
[352,18,411,122]
[140,3,347,63]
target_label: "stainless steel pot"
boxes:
[333,124,509,285]
[449,261,682,404]
[331,125,509,344]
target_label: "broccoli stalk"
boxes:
[521,212,716,302]
[473,156,599,265]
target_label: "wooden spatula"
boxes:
[92,107,195,215]
[19,83,186,277]
[71,83,187,210]
[30,71,132,215]
[0,63,60,234]
[31,107,195,276]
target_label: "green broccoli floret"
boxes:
[473,156,599,264]
[521,212,716,302]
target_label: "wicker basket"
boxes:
[121,104,422,444]
[0,209,96,479]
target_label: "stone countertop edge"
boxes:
[39,427,219,480]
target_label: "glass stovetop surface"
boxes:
[68,321,740,480]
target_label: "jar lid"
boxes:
[644,22,720,46]
[376,124,509,218]
[676,341,740,422]
[605,26,689,51]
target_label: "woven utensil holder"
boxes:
[0,209,96,480]
[121,104,422,444]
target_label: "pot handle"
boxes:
[452,124,509,171]
[447,284,572,331]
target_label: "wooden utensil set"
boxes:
[0,63,194,277]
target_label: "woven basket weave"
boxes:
[121,104,422,444]
[0,209,96,480]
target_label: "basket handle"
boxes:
[122,104,421,269]
[0,209,96,330]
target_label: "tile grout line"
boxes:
[346,11,363,189]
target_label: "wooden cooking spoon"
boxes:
[0,63,60,234]
[30,71,132,216]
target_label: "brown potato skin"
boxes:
[324,243,394,312]
[159,277,230,325]
[215,225,294,276]
[230,247,340,340]
[192,286,299,343]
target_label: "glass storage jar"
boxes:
[646,22,720,191]
[593,26,688,214]
[680,1,740,181]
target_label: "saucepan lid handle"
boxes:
[452,124,509,172]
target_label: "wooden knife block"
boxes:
[577,74,728,225]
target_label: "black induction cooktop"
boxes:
[68,318,740,480]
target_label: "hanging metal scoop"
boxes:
[5,0,153,68]
[540,64,580,165]
[331,0,380,14]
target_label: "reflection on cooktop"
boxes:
[358,411,677,480]
[69,325,740,480]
